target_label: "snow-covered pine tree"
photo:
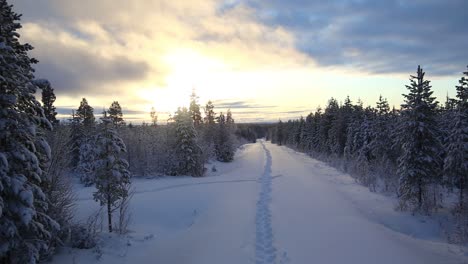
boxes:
[33,79,58,125]
[311,107,322,153]
[173,107,204,176]
[397,66,442,212]
[215,112,235,162]
[444,66,468,218]
[303,113,314,152]
[0,1,59,262]
[70,98,95,169]
[369,95,391,160]
[329,96,353,157]
[319,98,339,154]
[77,134,97,186]
[93,112,131,233]
[189,90,202,127]
[356,108,376,190]
[108,101,125,127]
[200,100,216,158]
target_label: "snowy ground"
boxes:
[51,140,468,264]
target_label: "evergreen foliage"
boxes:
[0,1,59,262]
[34,79,58,125]
[93,112,131,233]
[173,107,204,176]
[108,101,125,126]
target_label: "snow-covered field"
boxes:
[52,140,467,264]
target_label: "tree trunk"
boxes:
[418,182,422,210]
[107,191,112,233]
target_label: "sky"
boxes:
[13,0,468,123]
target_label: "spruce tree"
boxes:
[444,67,468,210]
[201,101,216,157]
[173,107,204,176]
[108,101,124,126]
[93,112,131,233]
[215,112,235,162]
[34,79,58,125]
[150,107,158,126]
[72,98,95,171]
[0,1,58,262]
[203,100,216,125]
[397,66,441,212]
[189,90,202,127]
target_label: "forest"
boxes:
[269,65,468,242]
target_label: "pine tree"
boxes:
[108,101,125,126]
[34,79,58,125]
[203,100,216,125]
[76,98,95,127]
[370,95,390,159]
[189,90,202,127]
[444,66,468,212]
[319,98,339,154]
[72,98,95,171]
[0,1,59,262]
[215,112,235,162]
[150,107,158,126]
[276,120,284,145]
[77,134,97,186]
[173,107,204,176]
[397,66,442,212]
[329,96,353,157]
[69,110,84,167]
[93,112,131,233]
[201,101,216,158]
[226,109,234,127]
[303,113,314,152]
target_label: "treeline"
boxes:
[69,92,239,183]
[270,66,468,242]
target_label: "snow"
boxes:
[51,140,467,264]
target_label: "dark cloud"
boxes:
[30,40,149,96]
[237,0,468,75]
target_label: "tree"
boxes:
[76,98,95,128]
[108,101,125,126]
[93,112,131,233]
[329,96,353,157]
[150,107,158,126]
[397,66,442,212]
[77,134,97,186]
[71,98,95,170]
[189,89,202,127]
[0,1,59,262]
[444,66,468,213]
[173,107,204,176]
[215,112,235,162]
[201,100,216,158]
[34,79,58,125]
[204,100,216,125]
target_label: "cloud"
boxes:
[239,0,468,75]
[212,100,277,109]
[12,0,465,123]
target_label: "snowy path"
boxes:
[53,141,466,264]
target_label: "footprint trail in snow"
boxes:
[255,142,278,264]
